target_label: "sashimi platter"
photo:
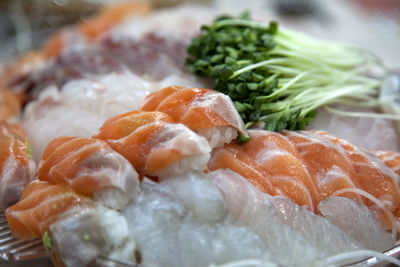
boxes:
[1,1,400,266]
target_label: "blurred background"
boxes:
[0,1,399,266]
[0,0,399,68]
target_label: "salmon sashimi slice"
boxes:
[373,150,400,177]
[5,180,86,239]
[140,86,248,148]
[0,88,21,121]
[310,130,400,231]
[43,1,152,57]
[38,136,140,209]
[208,146,279,197]
[0,51,47,96]
[94,110,211,178]
[314,130,400,209]
[242,130,319,211]
[282,130,362,202]
[0,122,35,210]
[208,130,317,211]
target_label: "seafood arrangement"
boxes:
[0,1,400,267]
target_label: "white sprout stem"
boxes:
[290,84,376,110]
[264,71,311,99]
[260,83,379,115]
[274,37,364,67]
[324,106,400,121]
[230,58,289,78]
[310,85,377,107]
[270,48,359,70]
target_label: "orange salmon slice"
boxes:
[5,181,85,239]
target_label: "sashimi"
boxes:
[50,205,138,267]
[122,173,268,267]
[307,106,400,151]
[373,150,400,177]
[0,89,21,121]
[21,70,164,162]
[209,169,360,266]
[318,196,395,251]
[94,110,211,178]
[140,86,248,148]
[282,130,362,202]
[208,130,318,210]
[241,130,319,211]
[312,130,400,229]
[5,180,86,239]
[38,136,140,209]
[284,130,400,231]
[208,144,279,197]
[270,196,363,255]
[0,122,35,210]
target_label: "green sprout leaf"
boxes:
[42,231,52,251]
[186,13,385,133]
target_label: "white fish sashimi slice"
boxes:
[22,90,103,162]
[123,175,267,267]
[110,4,218,45]
[22,70,164,163]
[191,91,248,148]
[318,196,395,252]
[60,71,161,118]
[308,106,400,151]
[147,124,211,178]
[209,169,326,266]
[50,205,138,267]
[270,196,363,255]
[76,144,141,210]
[157,172,227,222]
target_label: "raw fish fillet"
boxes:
[208,130,319,210]
[0,122,35,210]
[38,136,140,209]
[208,143,279,197]
[0,89,21,121]
[284,130,400,230]
[308,107,400,151]
[22,70,163,162]
[281,130,362,201]
[270,196,363,255]
[50,205,138,267]
[123,172,269,267]
[110,4,217,46]
[5,180,86,239]
[43,1,151,57]
[209,128,400,232]
[318,196,395,251]
[241,130,319,210]
[94,110,211,178]
[140,86,248,148]
[373,150,400,177]
[209,169,363,265]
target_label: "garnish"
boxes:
[83,233,90,241]
[186,13,394,132]
[26,142,32,158]
[42,231,52,251]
